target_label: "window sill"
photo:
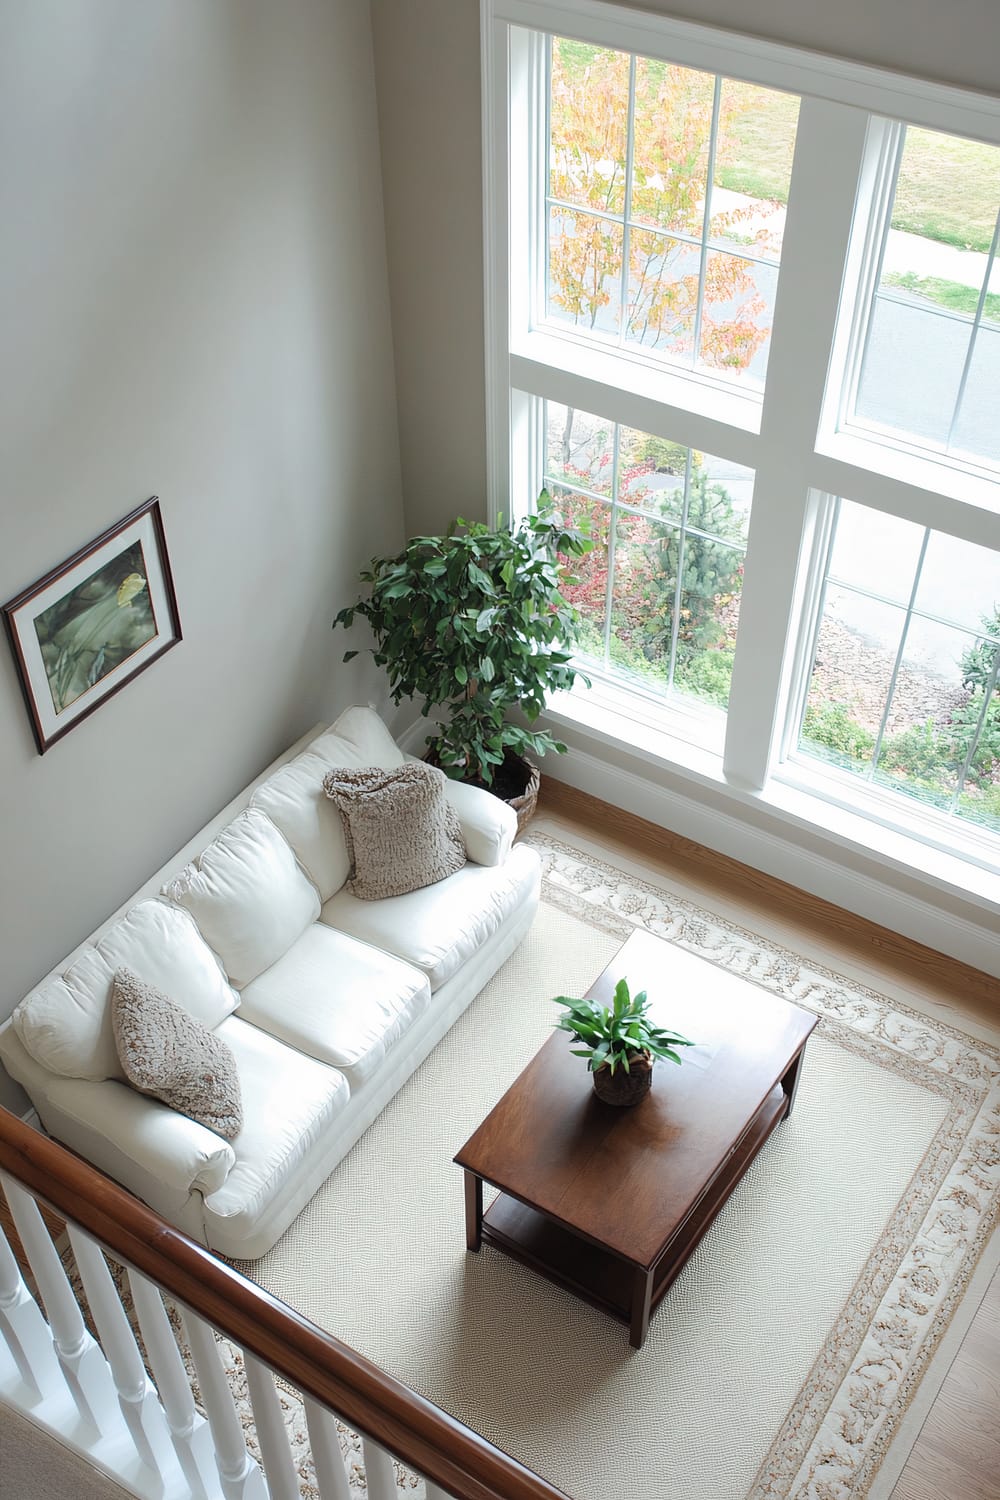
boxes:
[543,681,1000,924]
[814,427,1000,526]
[509,331,762,460]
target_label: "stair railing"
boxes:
[0,1105,570,1500]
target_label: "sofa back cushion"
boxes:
[12,899,239,1082]
[161,809,320,988]
[250,751,350,901]
[307,705,407,772]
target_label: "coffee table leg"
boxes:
[781,1044,808,1119]
[464,1170,483,1251]
[629,1267,653,1349]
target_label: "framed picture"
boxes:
[3,497,181,754]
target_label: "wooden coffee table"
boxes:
[454,929,818,1348]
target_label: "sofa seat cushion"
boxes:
[237,924,430,1090]
[201,1015,349,1233]
[162,809,321,988]
[319,842,540,992]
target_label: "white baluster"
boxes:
[302,1397,352,1500]
[68,1226,173,1477]
[362,1437,399,1500]
[243,1350,303,1500]
[0,1220,66,1402]
[182,1307,269,1500]
[128,1268,218,1500]
[1,1175,118,1436]
[423,1484,454,1500]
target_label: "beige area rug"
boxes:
[224,832,1000,1500]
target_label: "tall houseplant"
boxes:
[333,496,592,798]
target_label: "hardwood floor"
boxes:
[534,781,1000,1500]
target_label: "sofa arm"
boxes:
[49,1079,237,1195]
[406,756,516,865]
[1,1021,237,1211]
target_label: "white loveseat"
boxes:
[0,707,541,1257]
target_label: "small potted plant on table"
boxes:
[551,977,694,1105]
[333,495,592,827]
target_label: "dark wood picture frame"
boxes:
[2,497,182,754]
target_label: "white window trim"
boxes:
[483,0,1000,903]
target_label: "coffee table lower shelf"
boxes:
[475,1082,787,1347]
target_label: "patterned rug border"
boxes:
[526,830,1000,1500]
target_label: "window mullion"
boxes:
[617,57,637,352]
[949,642,1000,812]
[690,77,722,371]
[723,97,871,790]
[603,430,622,669]
[867,528,930,774]
[946,207,1000,450]
[665,450,694,693]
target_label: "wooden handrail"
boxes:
[0,1106,570,1500]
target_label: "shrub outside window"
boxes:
[544,403,752,713]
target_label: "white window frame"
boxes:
[482,0,1000,879]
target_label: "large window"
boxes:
[486,2,1000,876]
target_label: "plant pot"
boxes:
[428,748,540,835]
[499,751,540,835]
[592,1052,653,1107]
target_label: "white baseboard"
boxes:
[546,741,1000,979]
[396,711,999,978]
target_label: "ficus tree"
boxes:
[333,498,593,788]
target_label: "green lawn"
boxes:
[892,128,999,253]
[721,86,999,255]
[882,271,1000,324]
[718,83,799,204]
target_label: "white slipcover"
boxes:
[0,706,542,1257]
[162,809,320,987]
[238,924,430,1089]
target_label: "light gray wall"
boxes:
[369,0,1000,535]
[0,0,402,1111]
[370,0,487,537]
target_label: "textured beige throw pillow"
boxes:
[322,762,466,900]
[111,967,243,1140]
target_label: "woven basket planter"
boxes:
[592,1052,654,1107]
[424,748,540,835]
[504,752,540,836]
